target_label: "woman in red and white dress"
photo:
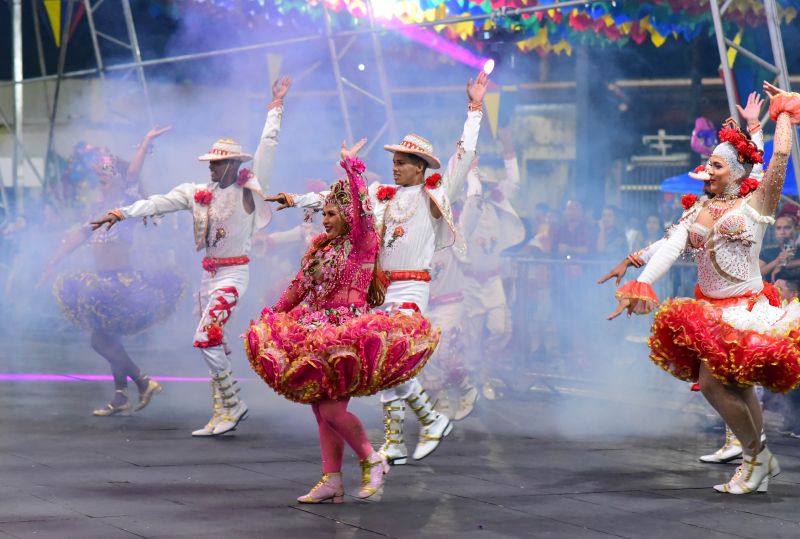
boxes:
[604,82,800,494]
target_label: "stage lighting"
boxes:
[358,63,366,71]
[483,59,496,75]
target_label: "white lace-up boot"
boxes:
[212,369,248,435]
[378,401,408,465]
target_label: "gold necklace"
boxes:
[705,194,740,221]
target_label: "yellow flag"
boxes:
[484,92,501,139]
[44,0,61,47]
[726,30,743,68]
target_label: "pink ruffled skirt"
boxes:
[244,305,439,403]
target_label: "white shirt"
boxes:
[118,107,283,258]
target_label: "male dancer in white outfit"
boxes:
[91,77,291,437]
[267,71,488,464]
[460,133,525,399]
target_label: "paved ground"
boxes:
[1,335,799,539]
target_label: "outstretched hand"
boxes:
[90,213,120,231]
[264,194,292,211]
[272,76,292,100]
[763,80,783,98]
[467,71,489,104]
[341,138,367,160]
[597,259,631,287]
[607,298,633,320]
[145,124,172,141]
[736,92,764,125]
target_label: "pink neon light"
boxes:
[0,374,215,382]
[390,23,490,71]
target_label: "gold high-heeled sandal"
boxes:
[93,390,132,417]
[134,377,163,412]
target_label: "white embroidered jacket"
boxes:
[288,109,482,271]
[117,107,282,258]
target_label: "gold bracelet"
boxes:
[468,101,483,112]
[108,209,125,221]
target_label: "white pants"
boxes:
[193,265,249,374]
[419,300,468,391]
[378,280,430,403]
[463,275,512,362]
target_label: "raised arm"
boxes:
[459,189,482,239]
[750,83,800,216]
[127,125,172,184]
[499,127,520,200]
[339,140,375,251]
[253,77,291,195]
[737,91,766,180]
[442,71,487,201]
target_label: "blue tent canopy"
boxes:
[660,140,797,196]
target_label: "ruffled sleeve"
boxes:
[615,280,659,315]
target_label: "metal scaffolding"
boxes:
[4,0,798,217]
[709,0,800,183]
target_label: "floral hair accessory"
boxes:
[323,157,367,233]
[681,193,698,209]
[739,178,760,197]
[93,148,127,180]
[717,120,764,165]
[425,173,442,189]
[195,189,213,205]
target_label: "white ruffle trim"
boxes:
[742,201,776,225]
[721,297,800,334]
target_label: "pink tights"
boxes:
[312,398,374,473]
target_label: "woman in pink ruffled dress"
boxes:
[245,141,439,503]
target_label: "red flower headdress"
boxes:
[717,120,764,165]
[739,177,760,197]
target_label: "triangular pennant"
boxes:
[726,29,743,69]
[44,0,61,47]
[484,92,501,139]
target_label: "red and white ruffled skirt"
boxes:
[646,283,800,393]
[244,305,439,404]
